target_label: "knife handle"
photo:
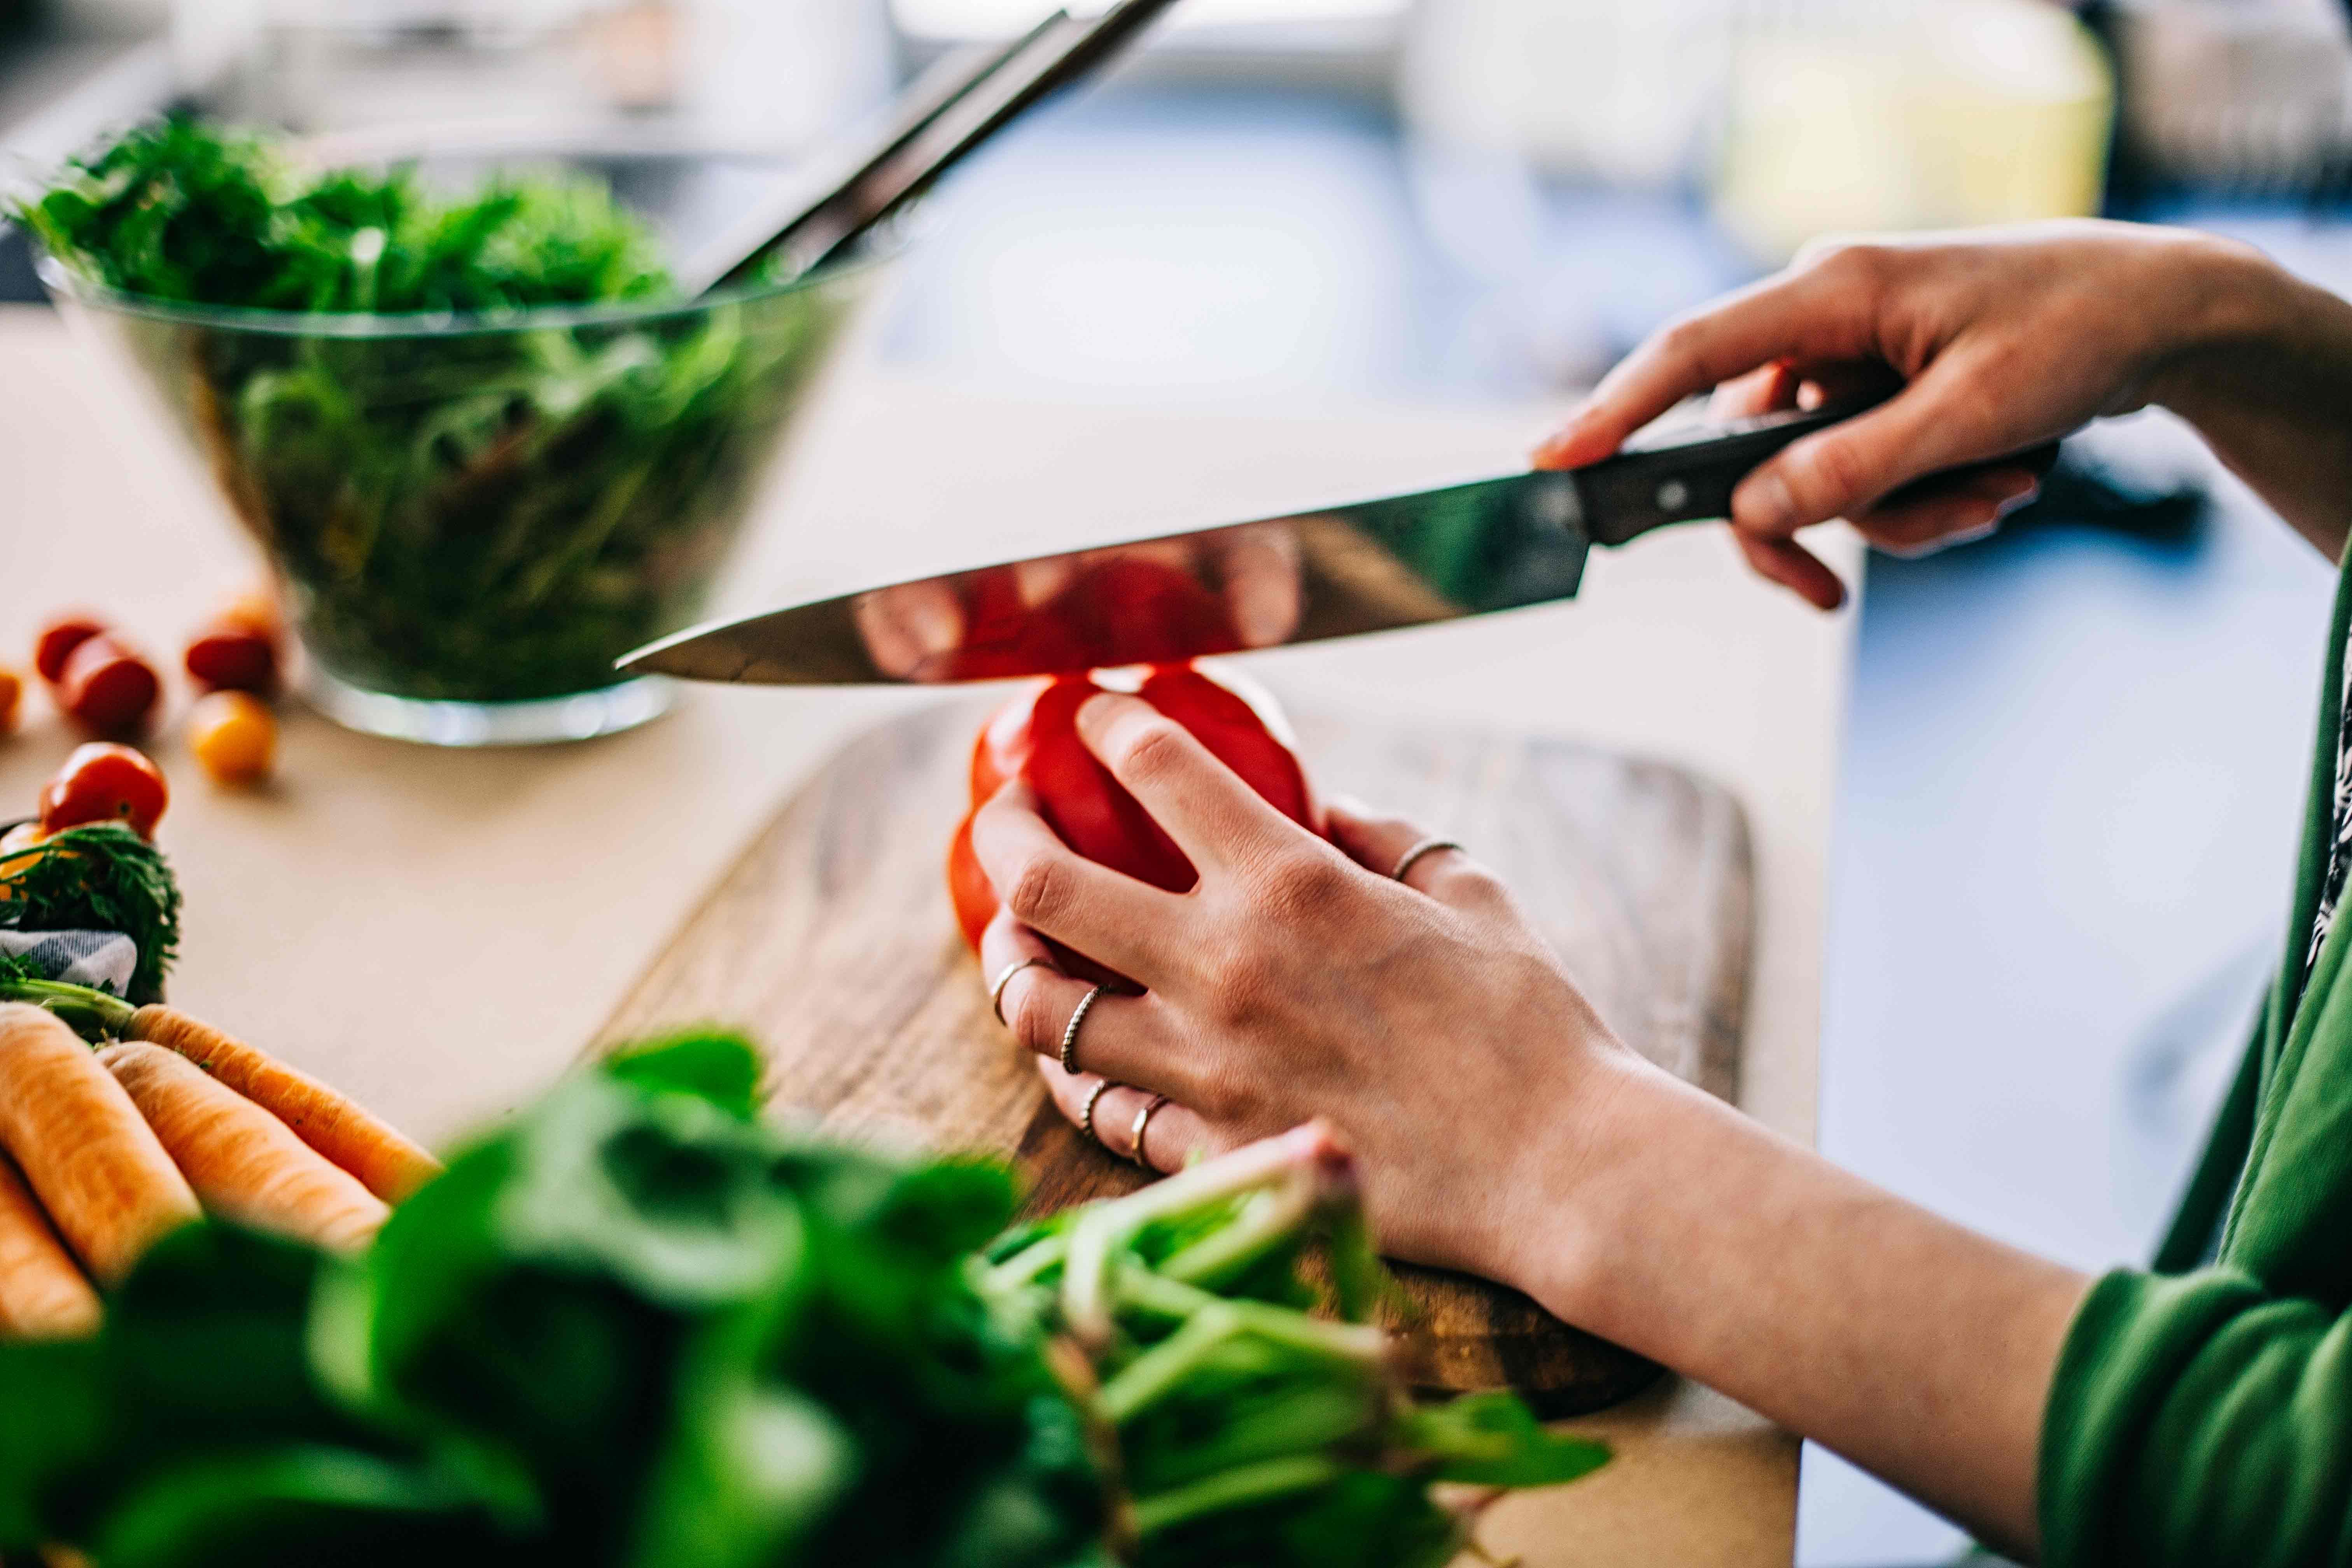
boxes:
[1579,397,2063,548]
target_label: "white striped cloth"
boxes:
[0,929,137,995]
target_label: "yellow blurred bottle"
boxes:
[1712,0,2114,265]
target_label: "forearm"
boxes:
[2148,242,2352,562]
[1509,1057,2089,1558]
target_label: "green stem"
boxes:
[1096,1299,1385,1426]
[1096,1307,1244,1424]
[1115,1269,1388,1365]
[1128,1454,1347,1536]
[1063,1125,1351,1347]
[1158,1186,1315,1293]
[0,978,136,1040]
[985,1235,1066,1293]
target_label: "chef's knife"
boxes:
[620,399,2058,685]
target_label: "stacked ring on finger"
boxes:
[989,956,1054,1027]
[1129,1093,1170,1171]
[1078,1078,1118,1152]
[1390,836,1464,884]
[1061,983,1109,1074]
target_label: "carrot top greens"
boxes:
[0,825,180,1003]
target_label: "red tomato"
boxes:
[56,635,159,736]
[33,614,108,685]
[38,742,170,838]
[184,621,280,696]
[945,662,1318,976]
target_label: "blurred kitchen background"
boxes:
[5,0,2350,1559]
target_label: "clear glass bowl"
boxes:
[38,148,891,745]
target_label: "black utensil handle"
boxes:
[1579,397,2062,548]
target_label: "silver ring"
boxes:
[1390,836,1464,884]
[1079,1078,1118,1152]
[989,956,1053,1027]
[1129,1094,1170,1170]
[1060,983,1108,1074]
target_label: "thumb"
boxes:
[1729,356,2002,537]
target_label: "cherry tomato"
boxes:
[945,662,1319,979]
[56,635,159,736]
[184,622,279,696]
[188,690,276,786]
[33,614,107,685]
[0,667,19,735]
[218,587,284,638]
[38,742,169,838]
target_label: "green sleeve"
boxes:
[2042,1267,2352,1566]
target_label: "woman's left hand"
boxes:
[975,686,2090,1558]
[970,687,1635,1291]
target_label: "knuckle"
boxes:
[1004,854,1075,929]
[1443,861,1514,911]
[1804,238,1887,286]
[1184,1059,1253,1124]
[1008,973,1062,1051]
[1253,848,1349,921]
[1110,715,1191,783]
[1201,946,1280,1031]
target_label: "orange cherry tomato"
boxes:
[184,622,279,696]
[33,613,107,685]
[38,742,169,838]
[0,666,19,735]
[189,690,276,786]
[0,821,45,897]
[218,587,284,639]
[56,635,159,736]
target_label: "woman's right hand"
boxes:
[1533,220,2280,608]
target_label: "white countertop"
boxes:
[0,304,1859,1565]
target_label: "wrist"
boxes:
[1482,1047,1694,1326]
[2140,234,2326,421]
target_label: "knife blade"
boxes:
[620,399,2055,685]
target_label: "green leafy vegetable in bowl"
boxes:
[16,120,867,714]
[0,1033,1605,1566]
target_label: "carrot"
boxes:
[0,1003,200,1285]
[0,1152,100,1339]
[99,1043,389,1254]
[126,1004,440,1204]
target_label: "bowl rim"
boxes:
[27,142,909,341]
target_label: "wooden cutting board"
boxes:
[592,695,1752,1415]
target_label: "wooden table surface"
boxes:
[0,304,1860,1566]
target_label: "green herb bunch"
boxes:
[0,823,181,1002]
[0,1034,1604,1568]
[984,1126,1607,1567]
[18,120,858,703]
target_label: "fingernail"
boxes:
[1734,469,1799,535]
[1994,484,2040,521]
[1074,691,1137,742]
